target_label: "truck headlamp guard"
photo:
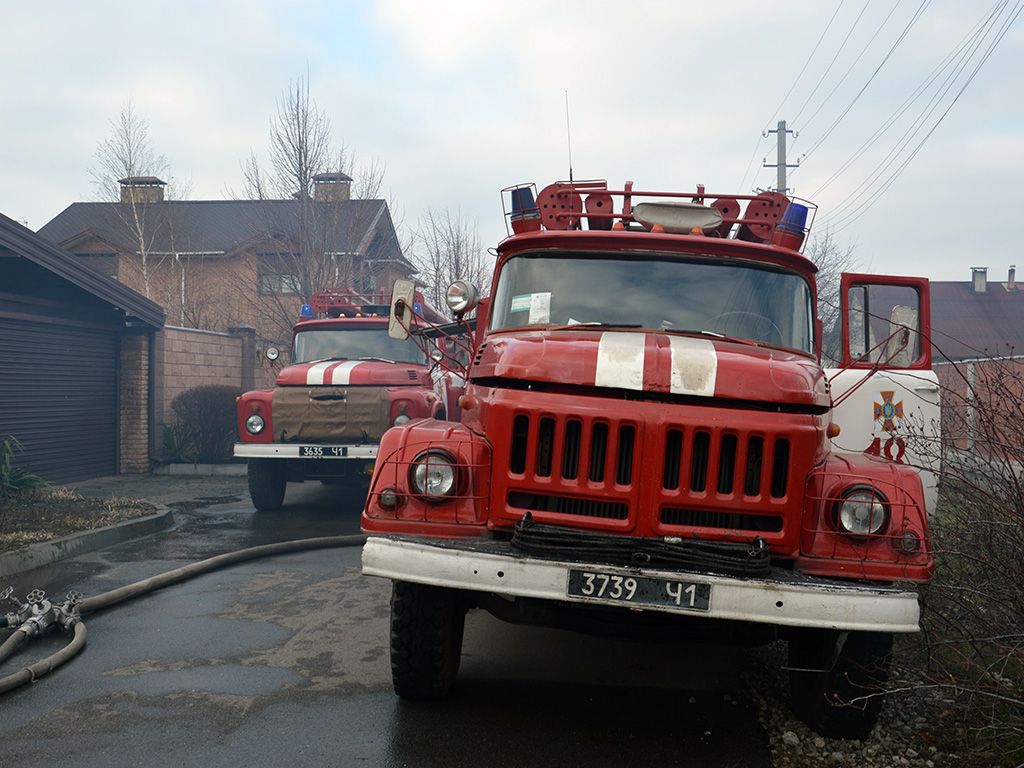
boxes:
[409,449,458,502]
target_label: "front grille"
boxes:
[508,491,628,520]
[509,414,637,488]
[661,507,784,533]
[662,429,790,499]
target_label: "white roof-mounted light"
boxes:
[632,201,723,234]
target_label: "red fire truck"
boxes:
[234,290,462,511]
[361,180,936,738]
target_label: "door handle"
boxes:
[912,384,939,393]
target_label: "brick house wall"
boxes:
[118,332,150,473]
[935,357,1024,453]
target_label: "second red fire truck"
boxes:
[234,290,462,511]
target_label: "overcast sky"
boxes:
[1,1,1021,282]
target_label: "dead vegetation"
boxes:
[0,486,155,552]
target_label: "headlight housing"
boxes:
[393,413,412,426]
[409,450,457,501]
[445,281,479,315]
[245,414,265,435]
[835,486,889,537]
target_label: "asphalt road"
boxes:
[1,478,772,767]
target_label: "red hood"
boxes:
[277,359,431,387]
[472,329,829,408]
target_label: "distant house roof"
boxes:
[38,199,410,267]
[930,277,1024,361]
[0,212,164,328]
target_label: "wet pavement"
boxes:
[0,475,771,767]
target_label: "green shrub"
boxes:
[0,436,45,498]
[168,385,241,463]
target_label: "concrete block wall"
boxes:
[162,326,250,420]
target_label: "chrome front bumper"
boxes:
[362,536,921,634]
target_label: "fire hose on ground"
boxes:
[0,534,367,696]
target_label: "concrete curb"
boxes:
[0,508,175,578]
[153,463,247,477]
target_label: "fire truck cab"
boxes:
[234,290,460,511]
[361,181,936,739]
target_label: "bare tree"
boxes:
[90,100,189,299]
[806,228,859,365]
[412,207,492,310]
[235,75,394,345]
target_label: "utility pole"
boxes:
[762,120,799,193]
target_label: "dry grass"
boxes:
[0,487,155,552]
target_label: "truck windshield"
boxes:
[489,253,814,353]
[292,328,425,365]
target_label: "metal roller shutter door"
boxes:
[0,317,117,482]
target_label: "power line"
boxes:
[737,1,846,190]
[811,0,1005,200]
[796,0,902,132]
[827,1,1023,233]
[799,0,932,163]
[791,0,874,127]
[819,0,1013,226]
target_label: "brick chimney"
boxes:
[313,172,352,203]
[119,176,166,204]
[971,266,988,293]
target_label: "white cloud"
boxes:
[0,0,1019,285]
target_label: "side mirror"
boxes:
[445,280,479,318]
[265,346,280,361]
[389,279,416,340]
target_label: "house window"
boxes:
[258,253,302,295]
[75,252,117,280]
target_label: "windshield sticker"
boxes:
[510,294,532,313]
[528,292,551,324]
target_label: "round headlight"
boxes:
[245,414,265,434]
[409,450,456,501]
[445,281,479,314]
[393,413,412,426]
[836,487,888,536]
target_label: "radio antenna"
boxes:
[564,90,574,184]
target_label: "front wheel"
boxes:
[788,630,893,739]
[390,581,465,699]
[247,459,287,511]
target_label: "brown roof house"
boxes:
[38,173,415,351]
[930,266,1024,361]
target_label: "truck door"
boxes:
[826,274,940,515]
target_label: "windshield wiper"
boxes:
[546,322,643,331]
[355,356,396,363]
[696,330,761,347]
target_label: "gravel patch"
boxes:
[743,642,984,768]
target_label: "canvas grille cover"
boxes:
[271,386,390,442]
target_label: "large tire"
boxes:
[390,580,465,699]
[248,459,287,511]
[788,630,893,739]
